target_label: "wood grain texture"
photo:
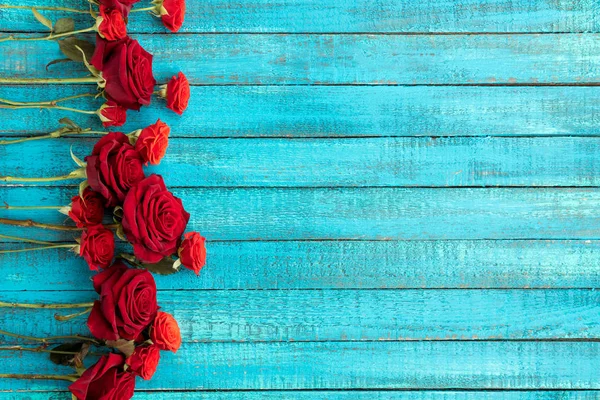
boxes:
[4,136,600,187]
[1,0,599,33]
[1,289,599,342]
[3,240,599,290]
[1,187,599,241]
[1,342,600,391]
[6,392,600,400]
[2,85,600,138]
[2,34,600,84]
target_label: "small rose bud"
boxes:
[178,232,206,275]
[80,224,115,271]
[134,119,170,165]
[161,72,190,115]
[96,6,128,41]
[150,311,181,353]
[125,344,160,380]
[153,0,186,32]
[98,101,127,127]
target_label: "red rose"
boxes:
[98,0,140,18]
[98,101,127,127]
[178,232,206,275]
[80,225,115,271]
[125,344,160,380]
[122,175,190,263]
[85,131,145,207]
[87,261,159,341]
[68,188,105,228]
[160,0,186,32]
[150,311,181,353]
[134,119,170,165]
[97,6,127,41]
[165,72,190,115]
[91,36,156,110]
[69,353,135,400]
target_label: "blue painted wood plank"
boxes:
[6,391,600,400]
[0,289,599,342]
[1,0,598,33]
[4,136,600,187]
[1,187,599,241]
[2,85,600,138]
[2,34,600,84]
[1,342,600,390]
[3,239,599,290]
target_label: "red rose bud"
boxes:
[150,311,181,353]
[132,119,170,165]
[62,188,105,228]
[85,131,145,207]
[98,0,140,18]
[158,0,186,32]
[96,6,127,41]
[163,72,190,115]
[125,344,160,380]
[88,261,159,341]
[98,101,127,127]
[91,36,156,110]
[178,232,206,275]
[79,225,115,271]
[69,353,135,400]
[122,175,190,263]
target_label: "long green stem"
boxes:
[0,373,78,382]
[0,77,99,85]
[0,218,83,231]
[0,168,86,183]
[0,26,96,43]
[0,234,56,245]
[0,329,98,345]
[0,93,95,107]
[0,301,94,309]
[0,346,83,355]
[55,308,93,321]
[131,6,158,13]
[0,104,97,115]
[1,205,62,211]
[0,244,76,254]
[0,5,91,13]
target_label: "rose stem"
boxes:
[0,93,95,106]
[0,301,94,309]
[0,77,99,85]
[0,5,91,13]
[0,329,99,345]
[0,244,76,254]
[0,104,97,115]
[0,167,86,182]
[1,205,62,210]
[0,219,119,231]
[0,26,97,42]
[0,234,56,245]
[131,6,158,12]
[0,374,78,382]
[55,307,93,321]
[0,346,83,355]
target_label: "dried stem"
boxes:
[0,218,82,231]
[0,329,99,345]
[0,301,94,309]
[0,373,78,382]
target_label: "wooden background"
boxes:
[1,0,600,398]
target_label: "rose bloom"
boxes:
[160,0,186,32]
[150,311,181,353]
[91,36,156,110]
[98,101,127,127]
[97,6,127,41]
[98,0,140,18]
[68,188,105,228]
[178,232,206,275]
[122,175,190,263]
[85,131,145,207]
[134,119,170,165]
[69,353,135,400]
[80,225,115,271]
[88,261,159,341]
[126,344,160,380]
[165,72,190,115]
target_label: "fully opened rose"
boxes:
[69,353,135,400]
[151,311,182,353]
[80,224,115,270]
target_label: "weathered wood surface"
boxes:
[0,289,599,342]
[2,34,600,84]
[2,0,599,33]
[2,85,600,138]
[1,342,600,391]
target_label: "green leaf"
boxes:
[59,117,81,130]
[106,339,135,357]
[46,58,73,71]
[58,37,95,63]
[49,342,90,368]
[31,8,53,31]
[142,257,180,275]
[54,18,75,34]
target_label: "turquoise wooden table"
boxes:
[1,0,600,398]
